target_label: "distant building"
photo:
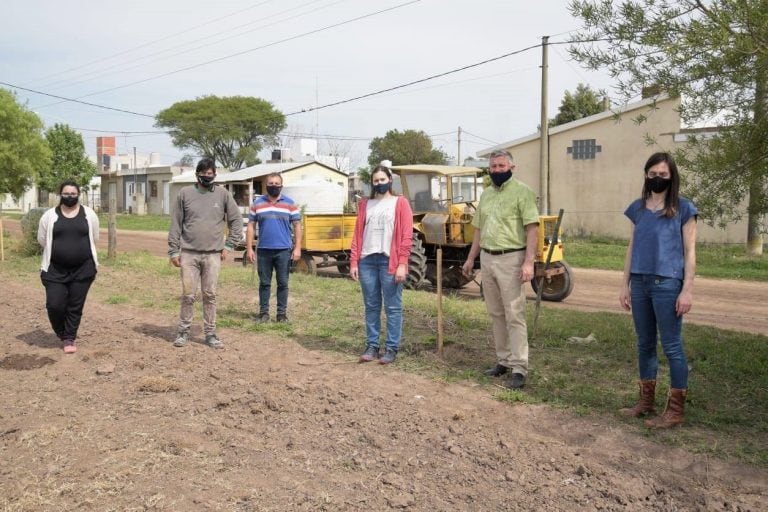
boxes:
[170,160,350,216]
[477,94,749,244]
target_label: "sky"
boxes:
[1,0,617,169]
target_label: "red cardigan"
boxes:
[350,195,414,275]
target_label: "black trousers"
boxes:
[41,278,94,340]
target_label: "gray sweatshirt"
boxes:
[168,184,243,257]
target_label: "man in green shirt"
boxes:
[462,150,539,389]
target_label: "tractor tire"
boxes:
[292,253,317,275]
[405,237,427,290]
[426,263,472,289]
[531,260,574,302]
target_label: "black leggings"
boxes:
[41,278,94,340]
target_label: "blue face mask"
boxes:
[373,183,390,195]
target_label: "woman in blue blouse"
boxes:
[619,152,697,428]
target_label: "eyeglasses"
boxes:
[647,172,670,178]
[61,193,79,197]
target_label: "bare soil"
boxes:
[1,220,767,510]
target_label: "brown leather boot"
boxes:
[619,380,656,417]
[645,388,687,428]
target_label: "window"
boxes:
[567,139,602,160]
[150,181,158,198]
[121,163,129,170]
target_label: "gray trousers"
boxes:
[178,250,222,335]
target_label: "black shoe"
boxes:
[379,348,397,365]
[504,373,526,390]
[256,313,271,323]
[276,314,288,323]
[359,345,379,362]
[483,364,509,377]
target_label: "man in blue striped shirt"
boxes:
[246,173,302,323]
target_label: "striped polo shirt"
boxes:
[249,194,301,249]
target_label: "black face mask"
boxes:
[197,174,215,187]
[60,196,79,207]
[266,185,282,197]
[647,176,671,193]
[490,170,512,187]
[373,183,391,195]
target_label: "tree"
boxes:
[368,129,448,167]
[0,88,51,199]
[41,123,97,193]
[155,95,286,170]
[569,0,768,255]
[550,83,606,127]
[177,153,196,167]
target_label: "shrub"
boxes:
[17,207,48,256]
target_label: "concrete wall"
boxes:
[492,97,748,244]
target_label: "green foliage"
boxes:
[568,1,768,252]
[17,207,47,256]
[41,123,97,193]
[155,95,286,171]
[368,129,448,167]
[549,83,606,127]
[356,166,371,185]
[0,88,52,199]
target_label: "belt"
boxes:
[482,247,526,255]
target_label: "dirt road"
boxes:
[4,218,764,335]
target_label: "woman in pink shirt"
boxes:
[350,165,413,364]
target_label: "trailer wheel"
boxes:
[406,237,427,290]
[531,261,574,302]
[336,254,350,275]
[292,253,317,275]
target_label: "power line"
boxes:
[461,130,499,145]
[284,42,545,116]
[33,0,422,108]
[0,81,155,118]
[28,0,279,87]
[38,0,341,92]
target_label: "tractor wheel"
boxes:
[531,260,574,302]
[405,237,427,290]
[292,253,317,275]
[426,263,471,289]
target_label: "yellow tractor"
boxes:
[390,164,573,301]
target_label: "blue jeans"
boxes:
[359,253,404,351]
[630,274,688,389]
[257,248,291,315]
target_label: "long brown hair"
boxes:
[642,152,679,218]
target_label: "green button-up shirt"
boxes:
[472,177,539,251]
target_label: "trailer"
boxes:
[291,214,357,274]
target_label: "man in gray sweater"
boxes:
[168,157,243,349]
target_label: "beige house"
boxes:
[478,95,746,244]
[170,160,349,216]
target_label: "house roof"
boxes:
[390,164,483,176]
[171,160,346,184]
[476,94,675,157]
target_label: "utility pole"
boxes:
[539,35,550,215]
[457,126,462,166]
[133,146,138,215]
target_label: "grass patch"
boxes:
[565,236,767,281]
[97,213,171,232]
[1,250,766,467]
